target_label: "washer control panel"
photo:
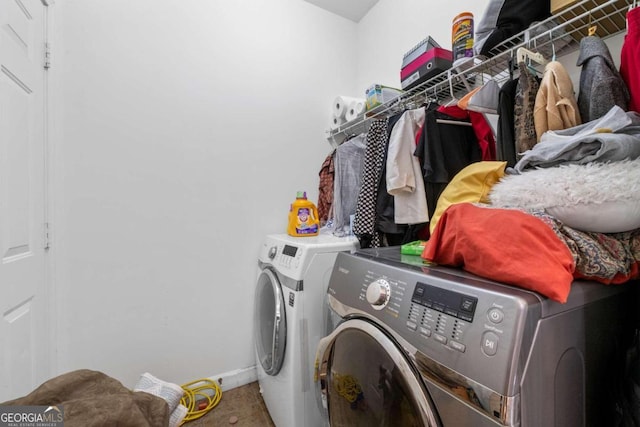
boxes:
[327,250,538,395]
[411,282,478,322]
[269,243,304,275]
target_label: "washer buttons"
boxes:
[488,308,504,324]
[482,331,499,356]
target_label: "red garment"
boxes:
[317,151,335,225]
[436,105,497,161]
[621,7,640,113]
[422,203,575,303]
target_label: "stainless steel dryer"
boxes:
[315,246,636,426]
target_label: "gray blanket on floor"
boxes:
[1,369,169,427]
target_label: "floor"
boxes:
[185,381,275,427]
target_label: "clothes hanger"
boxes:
[457,72,484,110]
[422,87,439,110]
[516,45,547,77]
[436,118,472,127]
[516,47,548,66]
[444,70,460,107]
[587,11,598,36]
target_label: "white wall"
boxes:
[51,0,358,387]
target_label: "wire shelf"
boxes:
[327,0,633,144]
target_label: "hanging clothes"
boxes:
[376,113,409,246]
[577,35,629,122]
[620,6,640,113]
[416,108,482,221]
[514,61,541,155]
[332,134,366,237]
[436,105,497,161]
[497,78,519,167]
[353,119,388,248]
[386,107,429,225]
[317,150,335,226]
[534,61,581,141]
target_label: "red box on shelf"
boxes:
[400,47,453,90]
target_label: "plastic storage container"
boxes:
[287,191,319,237]
[452,12,474,63]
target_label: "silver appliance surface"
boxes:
[322,246,636,426]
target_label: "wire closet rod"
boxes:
[327,0,633,143]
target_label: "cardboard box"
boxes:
[551,0,578,13]
[400,47,453,91]
[365,84,403,112]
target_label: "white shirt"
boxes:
[386,107,429,224]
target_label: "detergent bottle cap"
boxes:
[296,191,307,199]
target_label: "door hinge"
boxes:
[44,222,51,250]
[44,42,51,69]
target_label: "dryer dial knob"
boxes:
[268,246,277,260]
[366,279,391,309]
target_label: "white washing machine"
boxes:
[254,233,358,427]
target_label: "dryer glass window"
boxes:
[326,328,427,426]
[254,269,286,375]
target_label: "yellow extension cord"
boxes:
[332,373,362,404]
[179,378,223,425]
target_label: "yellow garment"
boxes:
[429,161,507,235]
[533,61,582,142]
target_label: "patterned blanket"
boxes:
[531,210,640,284]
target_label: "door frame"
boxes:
[42,0,55,381]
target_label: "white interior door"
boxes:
[0,0,49,402]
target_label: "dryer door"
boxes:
[316,318,441,426]
[254,267,287,376]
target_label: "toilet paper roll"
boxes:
[333,96,362,119]
[330,115,346,131]
[345,100,366,122]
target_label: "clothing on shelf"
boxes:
[513,105,640,173]
[317,150,335,226]
[514,61,541,155]
[621,6,640,113]
[332,133,366,237]
[474,0,551,57]
[577,35,630,122]
[534,61,581,142]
